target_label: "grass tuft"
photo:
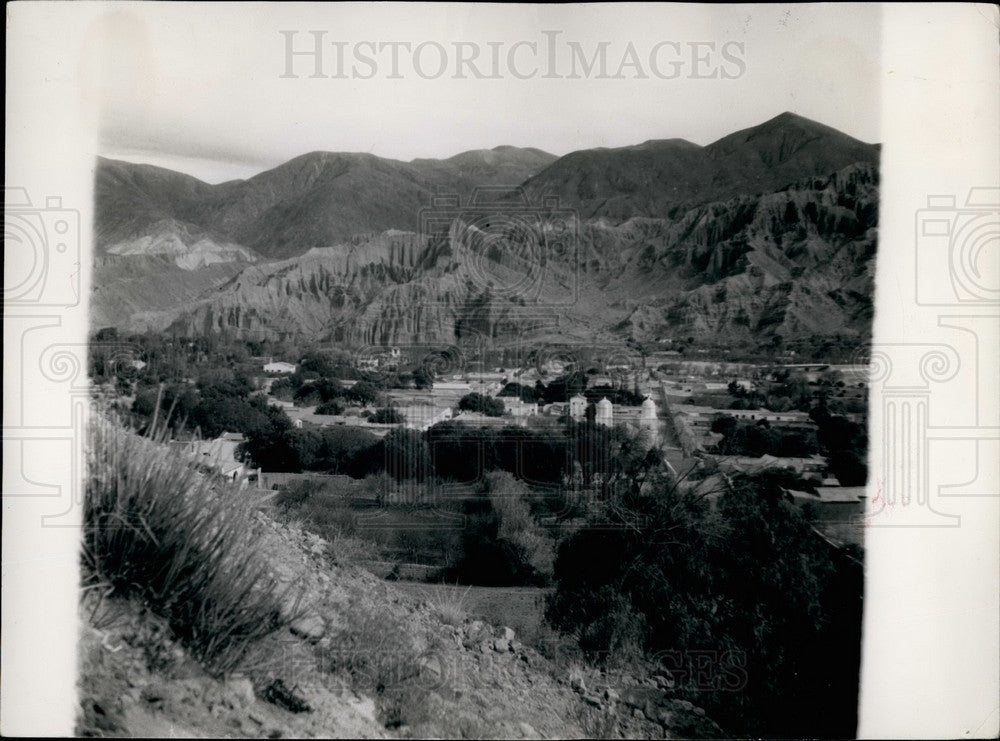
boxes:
[419,581,472,627]
[82,412,296,676]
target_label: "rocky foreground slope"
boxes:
[79,509,723,739]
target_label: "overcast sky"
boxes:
[91,2,882,183]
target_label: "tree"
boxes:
[348,380,383,406]
[447,472,553,587]
[380,429,432,482]
[315,399,345,416]
[370,407,404,424]
[458,392,505,417]
[299,350,337,378]
[412,366,433,390]
[270,377,297,401]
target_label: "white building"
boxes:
[500,397,538,418]
[398,405,453,431]
[264,360,297,374]
[433,380,471,392]
[595,397,614,426]
[170,432,251,486]
[599,396,659,442]
[569,393,588,420]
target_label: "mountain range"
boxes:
[92,112,879,351]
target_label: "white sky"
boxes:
[90,2,883,183]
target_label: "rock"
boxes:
[492,638,510,653]
[418,655,444,684]
[222,678,255,708]
[261,679,311,714]
[569,670,587,694]
[346,695,377,724]
[289,613,326,642]
[653,674,675,690]
[462,621,489,649]
[633,708,645,721]
[604,688,620,703]
[654,709,674,727]
[499,626,515,642]
[518,721,538,738]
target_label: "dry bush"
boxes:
[420,582,472,627]
[82,413,296,676]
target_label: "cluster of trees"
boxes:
[240,414,662,499]
[812,405,868,485]
[271,376,387,408]
[457,392,505,417]
[498,381,540,402]
[708,407,867,484]
[130,373,276,440]
[91,328,314,389]
[709,415,820,458]
[546,469,863,737]
[425,422,568,485]
[498,373,645,407]
[242,417,382,474]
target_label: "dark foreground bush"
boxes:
[82,415,295,676]
[546,470,863,738]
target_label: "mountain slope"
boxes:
[120,162,878,348]
[95,146,558,261]
[93,113,879,347]
[522,112,879,220]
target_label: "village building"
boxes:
[704,453,829,480]
[397,405,453,431]
[169,432,254,487]
[500,396,538,418]
[263,360,297,374]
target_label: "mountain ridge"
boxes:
[92,113,880,348]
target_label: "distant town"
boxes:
[91,330,870,549]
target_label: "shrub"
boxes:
[370,407,404,424]
[315,399,345,416]
[82,414,296,676]
[447,472,554,586]
[419,582,472,627]
[546,470,863,737]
